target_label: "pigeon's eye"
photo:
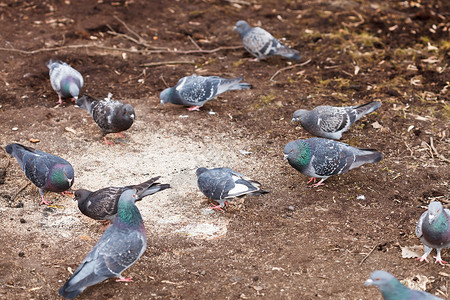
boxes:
[437,209,440,212]
[290,150,293,153]
[375,278,380,281]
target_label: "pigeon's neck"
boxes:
[293,141,312,169]
[427,212,449,235]
[47,164,71,191]
[115,200,144,230]
[61,77,79,97]
[380,279,411,299]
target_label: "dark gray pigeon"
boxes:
[59,189,147,299]
[291,101,382,140]
[5,143,74,205]
[196,167,268,210]
[76,93,135,144]
[75,176,170,222]
[283,138,382,187]
[160,75,251,111]
[364,270,443,300]
[416,201,450,265]
[233,20,301,61]
[46,59,83,104]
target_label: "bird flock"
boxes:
[4,19,447,299]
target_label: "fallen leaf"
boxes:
[400,245,422,258]
[371,121,383,129]
[403,274,431,291]
[64,127,76,134]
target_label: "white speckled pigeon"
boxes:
[364,270,443,300]
[160,75,251,111]
[233,20,301,61]
[416,201,450,265]
[46,59,83,104]
[75,176,170,222]
[76,93,135,144]
[283,138,382,187]
[196,167,268,211]
[5,143,74,205]
[291,101,382,140]
[59,189,147,299]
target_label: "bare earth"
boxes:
[0,0,449,299]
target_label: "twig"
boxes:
[359,244,378,265]
[160,75,169,88]
[269,59,312,81]
[0,44,147,55]
[188,35,202,50]
[151,45,243,54]
[342,10,365,27]
[12,182,31,202]
[113,15,142,41]
[224,0,252,5]
[429,137,450,163]
[140,60,196,67]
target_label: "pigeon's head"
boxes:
[73,189,91,204]
[283,140,311,166]
[119,189,138,204]
[48,164,74,191]
[364,271,399,291]
[122,104,136,121]
[160,87,174,105]
[196,167,208,177]
[427,201,444,223]
[233,20,252,36]
[291,109,308,124]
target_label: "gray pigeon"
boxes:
[75,176,170,222]
[5,143,74,205]
[160,75,251,111]
[233,20,301,61]
[59,189,147,299]
[76,93,135,144]
[291,101,382,140]
[46,59,83,104]
[364,270,443,300]
[416,201,450,265]
[283,138,382,187]
[196,167,268,210]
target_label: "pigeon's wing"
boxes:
[309,141,351,177]
[415,211,428,238]
[198,169,233,200]
[83,187,124,219]
[411,290,444,300]
[49,63,63,92]
[317,109,351,133]
[243,27,280,58]
[90,100,123,134]
[177,76,218,105]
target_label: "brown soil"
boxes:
[0,0,449,299]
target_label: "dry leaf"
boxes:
[64,127,77,134]
[401,245,422,258]
[29,138,40,143]
[371,121,383,129]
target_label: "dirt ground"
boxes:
[0,0,449,299]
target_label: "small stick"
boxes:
[188,35,202,50]
[160,75,169,88]
[113,15,142,41]
[359,244,378,265]
[140,60,195,67]
[12,182,31,202]
[269,59,312,81]
[429,137,450,163]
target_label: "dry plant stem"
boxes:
[12,182,31,202]
[140,61,195,67]
[188,35,202,50]
[269,59,312,81]
[160,75,170,88]
[429,137,450,163]
[359,244,377,266]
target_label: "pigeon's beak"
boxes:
[363,279,374,286]
[233,26,237,31]
[283,154,288,161]
[429,214,436,223]
[160,99,165,105]
[291,118,298,124]
[131,113,135,120]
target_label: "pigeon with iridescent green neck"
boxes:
[5,143,74,205]
[364,270,443,300]
[75,176,170,222]
[283,138,382,187]
[160,75,251,111]
[59,189,147,299]
[46,59,83,104]
[416,201,450,265]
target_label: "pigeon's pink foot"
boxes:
[187,106,201,111]
[307,177,316,184]
[307,178,325,188]
[433,256,447,265]
[116,276,133,282]
[248,57,261,62]
[103,137,115,145]
[209,203,224,212]
[57,96,63,104]
[416,255,429,263]
[116,132,125,138]
[40,196,52,206]
[71,97,76,102]
[61,190,73,196]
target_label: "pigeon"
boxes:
[5,143,74,205]
[283,138,382,187]
[46,59,84,104]
[196,167,268,211]
[291,101,382,140]
[76,93,135,144]
[364,270,443,300]
[75,176,170,222]
[59,189,147,299]
[233,20,301,61]
[160,75,251,111]
[415,201,450,265]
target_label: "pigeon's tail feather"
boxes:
[352,149,383,169]
[5,143,35,155]
[249,189,269,196]
[276,48,302,61]
[45,59,62,69]
[354,101,382,121]
[76,95,95,112]
[133,176,171,199]
[217,77,251,94]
